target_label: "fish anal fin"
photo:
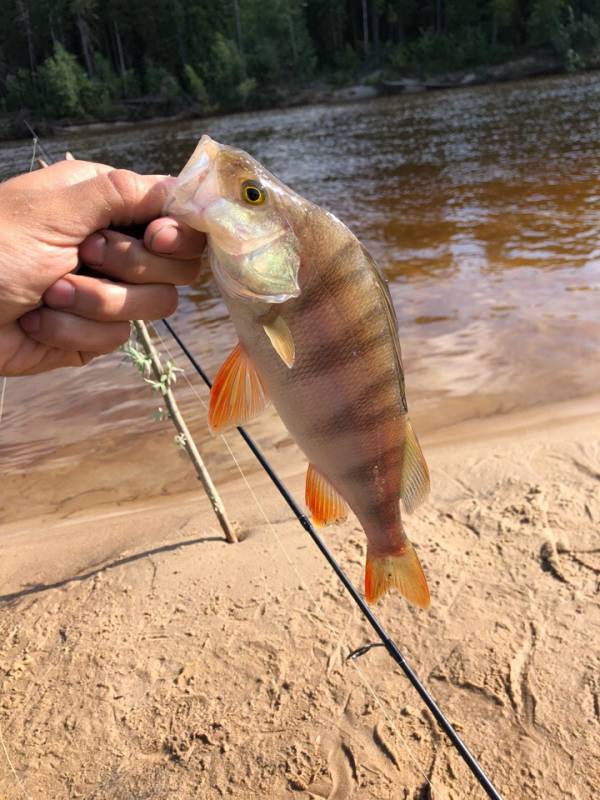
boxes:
[208,343,269,432]
[401,418,430,514]
[365,542,430,608]
[305,464,349,527]
[263,315,295,368]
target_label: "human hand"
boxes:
[0,159,206,376]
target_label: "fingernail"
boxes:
[149,224,180,254]
[20,310,41,333]
[81,232,106,266]
[44,278,76,308]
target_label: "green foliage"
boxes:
[122,341,153,377]
[122,340,183,393]
[333,44,361,77]
[208,33,244,105]
[394,26,489,73]
[491,0,518,37]
[93,52,121,99]
[3,0,600,124]
[119,68,142,100]
[528,0,567,47]
[38,44,92,117]
[184,64,209,106]
[237,76,257,106]
[3,68,37,111]
[121,340,183,426]
[144,359,182,396]
[144,62,182,111]
[241,0,316,83]
[552,7,600,66]
[145,63,175,97]
[571,11,600,51]
[84,82,115,118]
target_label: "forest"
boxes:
[2,0,600,125]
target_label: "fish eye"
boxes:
[242,180,266,205]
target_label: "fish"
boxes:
[165,135,431,608]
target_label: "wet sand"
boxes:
[1,395,598,799]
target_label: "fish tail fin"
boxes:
[364,542,430,608]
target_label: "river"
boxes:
[1,72,599,521]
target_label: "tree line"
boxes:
[2,0,600,121]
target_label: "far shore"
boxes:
[2,53,597,145]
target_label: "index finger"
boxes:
[144,217,207,260]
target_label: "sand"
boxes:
[0,393,599,799]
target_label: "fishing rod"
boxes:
[21,123,503,798]
[162,318,504,800]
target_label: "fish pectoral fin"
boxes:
[400,418,430,514]
[208,343,270,432]
[262,316,295,368]
[365,543,430,608]
[305,464,349,527]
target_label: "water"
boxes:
[1,72,600,501]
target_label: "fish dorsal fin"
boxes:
[262,315,295,368]
[400,418,430,514]
[208,343,269,432]
[305,464,349,527]
[360,245,407,412]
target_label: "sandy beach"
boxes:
[1,390,598,799]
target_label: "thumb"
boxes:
[59,164,177,236]
[11,160,176,243]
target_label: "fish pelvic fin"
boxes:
[262,315,295,368]
[208,343,270,432]
[305,464,349,527]
[365,542,430,608]
[400,418,430,514]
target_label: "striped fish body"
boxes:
[221,212,408,552]
[166,136,430,607]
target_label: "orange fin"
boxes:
[400,418,430,514]
[365,542,430,608]
[208,343,269,432]
[305,464,349,527]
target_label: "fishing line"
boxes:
[23,120,53,166]
[28,136,38,174]
[151,322,437,792]
[0,378,7,426]
[0,722,25,800]
[161,317,504,800]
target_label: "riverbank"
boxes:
[1,52,595,144]
[0,395,598,799]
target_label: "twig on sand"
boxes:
[131,319,237,543]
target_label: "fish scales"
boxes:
[166,136,431,607]
[227,225,403,529]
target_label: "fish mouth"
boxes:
[163,135,221,224]
[165,134,295,266]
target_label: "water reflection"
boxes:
[1,71,599,486]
